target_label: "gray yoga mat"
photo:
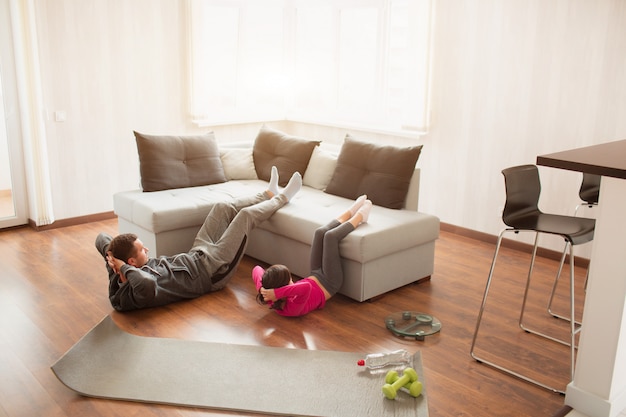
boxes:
[52,315,429,416]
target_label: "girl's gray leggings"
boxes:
[310,219,355,296]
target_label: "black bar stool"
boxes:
[470,164,595,393]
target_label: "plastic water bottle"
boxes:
[357,349,411,369]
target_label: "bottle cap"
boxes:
[357,359,365,366]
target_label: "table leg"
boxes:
[565,177,626,417]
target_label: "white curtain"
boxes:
[188,2,288,125]
[189,0,434,134]
[9,0,54,226]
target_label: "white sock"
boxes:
[268,166,279,196]
[357,200,372,224]
[281,172,302,201]
[349,195,367,216]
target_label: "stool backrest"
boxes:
[501,164,541,227]
[579,173,601,205]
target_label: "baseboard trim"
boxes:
[440,222,590,268]
[29,211,117,231]
[551,405,573,417]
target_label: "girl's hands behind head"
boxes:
[260,287,277,302]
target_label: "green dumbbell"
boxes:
[386,368,423,398]
[382,367,423,399]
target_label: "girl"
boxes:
[253,195,372,317]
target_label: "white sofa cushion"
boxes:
[220,148,258,180]
[114,180,268,233]
[114,180,438,264]
[302,146,338,190]
[259,187,439,263]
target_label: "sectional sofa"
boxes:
[113,126,440,302]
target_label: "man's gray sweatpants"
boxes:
[192,192,288,290]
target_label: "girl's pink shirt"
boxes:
[252,265,326,317]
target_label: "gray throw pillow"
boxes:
[252,126,320,186]
[134,131,227,192]
[325,134,423,209]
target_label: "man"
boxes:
[95,167,301,311]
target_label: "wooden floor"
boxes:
[0,218,587,417]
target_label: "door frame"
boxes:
[0,0,28,229]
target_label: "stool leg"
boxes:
[470,230,506,357]
[520,239,581,350]
[547,241,583,327]
[547,243,568,317]
[518,233,540,330]
[568,243,577,380]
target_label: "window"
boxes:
[188,2,287,124]
[189,0,434,134]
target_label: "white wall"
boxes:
[424,0,626,255]
[27,0,626,254]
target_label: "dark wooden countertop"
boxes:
[537,139,626,179]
